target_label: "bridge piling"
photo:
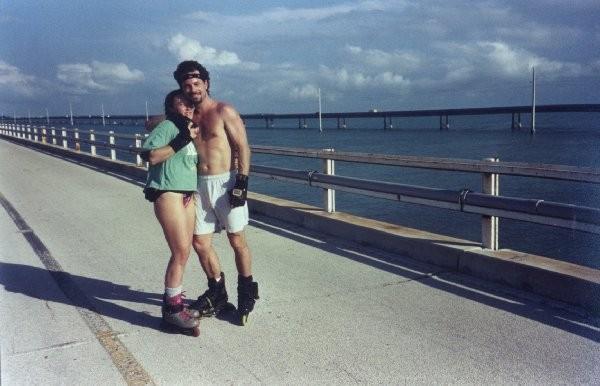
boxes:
[439,115,450,130]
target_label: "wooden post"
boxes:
[51,128,57,145]
[27,125,32,140]
[61,128,67,148]
[33,126,38,142]
[90,130,96,156]
[109,130,116,160]
[482,157,499,250]
[322,148,335,213]
[42,127,47,143]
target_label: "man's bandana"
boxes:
[182,73,202,81]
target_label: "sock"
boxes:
[165,286,182,299]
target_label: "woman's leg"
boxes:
[154,192,195,288]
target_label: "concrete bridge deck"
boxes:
[1,139,599,385]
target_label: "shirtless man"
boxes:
[173,60,259,325]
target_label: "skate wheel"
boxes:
[240,314,248,326]
[192,326,200,337]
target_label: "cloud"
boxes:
[345,45,421,72]
[290,84,320,99]
[167,34,259,70]
[187,1,391,24]
[319,65,410,89]
[57,61,144,94]
[0,60,37,97]
[476,41,584,77]
[91,61,144,83]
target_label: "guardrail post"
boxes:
[33,126,38,141]
[42,127,47,143]
[322,148,336,213]
[135,134,143,166]
[61,128,68,148]
[51,128,57,145]
[74,129,80,151]
[482,157,499,250]
[90,130,96,155]
[109,130,116,160]
[27,125,32,140]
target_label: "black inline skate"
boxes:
[190,272,229,317]
[237,275,259,326]
[161,293,200,337]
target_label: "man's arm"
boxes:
[222,104,250,175]
[222,104,251,207]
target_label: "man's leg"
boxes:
[192,233,221,279]
[227,231,252,277]
[190,233,228,316]
[227,231,259,325]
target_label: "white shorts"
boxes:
[194,171,249,235]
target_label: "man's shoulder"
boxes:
[214,101,240,118]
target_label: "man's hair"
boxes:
[173,60,210,92]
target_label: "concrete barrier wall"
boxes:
[2,133,599,314]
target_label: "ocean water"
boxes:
[72,112,600,269]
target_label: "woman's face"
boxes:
[172,95,194,119]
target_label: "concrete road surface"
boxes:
[1,139,599,385]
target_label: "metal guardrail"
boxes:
[251,165,600,235]
[2,123,599,251]
[252,146,600,184]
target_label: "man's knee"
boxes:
[227,232,248,251]
[193,236,212,254]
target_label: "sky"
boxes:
[1,0,599,118]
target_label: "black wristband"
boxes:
[140,150,150,162]
[235,173,249,188]
[168,132,192,153]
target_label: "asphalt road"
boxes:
[1,139,598,385]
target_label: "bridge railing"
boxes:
[2,123,599,251]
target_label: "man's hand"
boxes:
[229,174,249,207]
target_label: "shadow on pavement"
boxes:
[250,216,600,343]
[0,261,162,330]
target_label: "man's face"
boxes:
[181,72,208,105]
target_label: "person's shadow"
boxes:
[0,261,180,330]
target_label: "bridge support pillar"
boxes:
[383,116,393,129]
[439,115,449,130]
[482,158,499,250]
[512,113,523,130]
